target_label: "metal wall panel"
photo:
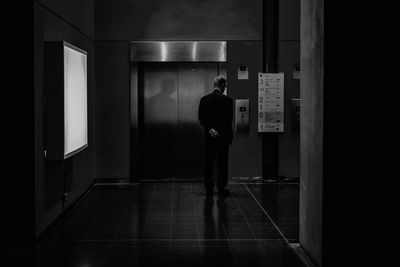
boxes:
[141,63,178,179]
[176,63,210,178]
[131,41,226,62]
[139,62,220,180]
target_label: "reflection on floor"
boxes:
[36,183,304,267]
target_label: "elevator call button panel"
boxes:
[235,99,250,132]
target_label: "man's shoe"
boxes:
[218,189,230,197]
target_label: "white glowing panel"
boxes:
[63,44,88,157]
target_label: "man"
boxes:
[198,75,233,197]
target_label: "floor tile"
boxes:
[36,182,304,267]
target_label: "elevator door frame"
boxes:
[130,41,227,183]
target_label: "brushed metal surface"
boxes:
[131,41,227,62]
[176,63,212,178]
[141,63,178,179]
[139,62,221,179]
[235,99,250,132]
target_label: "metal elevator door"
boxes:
[139,62,226,180]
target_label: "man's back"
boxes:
[199,75,232,197]
[198,89,233,145]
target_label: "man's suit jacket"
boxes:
[198,89,234,145]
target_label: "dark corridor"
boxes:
[36,182,303,267]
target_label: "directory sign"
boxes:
[258,73,284,132]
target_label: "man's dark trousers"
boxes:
[204,138,229,192]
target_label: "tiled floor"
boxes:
[246,183,300,242]
[36,182,304,267]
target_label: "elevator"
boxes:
[130,41,227,181]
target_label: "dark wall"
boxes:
[95,0,262,41]
[34,0,95,237]
[95,43,131,180]
[228,41,263,178]
[300,0,324,265]
[5,1,35,265]
[278,0,300,178]
[279,0,300,40]
[37,0,95,39]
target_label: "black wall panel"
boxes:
[34,1,95,237]
[95,0,262,41]
[95,42,131,180]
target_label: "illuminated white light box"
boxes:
[45,41,88,160]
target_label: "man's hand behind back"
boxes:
[209,128,219,138]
